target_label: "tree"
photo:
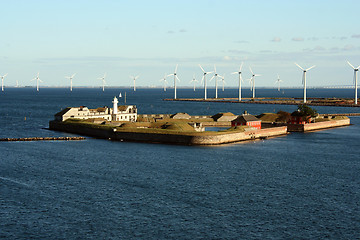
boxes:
[292,104,318,117]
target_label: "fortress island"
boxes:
[49,97,350,145]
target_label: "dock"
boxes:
[0,137,86,142]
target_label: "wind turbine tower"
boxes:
[249,67,260,99]
[168,64,180,99]
[199,64,212,100]
[1,73,8,92]
[32,72,43,92]
[275,74,283,91]
[189,74,198,91]
[130,75,139,91]
[347,61,360,104]
[98,73,106,92]
[232,62,244,101]
[295,63,315,103]
[160,73,168,91]
[65,73,76,91]
[210,65,223,99]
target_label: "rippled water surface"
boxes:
[1,88,359,239]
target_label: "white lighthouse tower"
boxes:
[113,96,118,115]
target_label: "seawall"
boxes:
[49,121,287,145]
[287,118,351,132]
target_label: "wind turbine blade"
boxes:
[354,72,356,84]
[347,61,355,69]
[4,73,8,77]
[201,75,204,83]
[209,76,215,82]
[71,73,76,78]
[302,73,305,85]
[175,76,180,82]
[306,65,316,71]
[214,65,217,73]
[255,74,261,77]
[249,67,254,75]
[175,64,178,73]
[206,71,213,75]
[167,74,174,77]
[199,64,205,73]
[239,62,244,71]
[295,62,304,70]
[231,72,237,75]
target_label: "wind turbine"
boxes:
[130,75,139,91]
[199,64,212,100]
[98,73,106,92]
[249,67,260,99]
[295,63,316,103]
[189,74,198,91]
[159,73,168,91]
[347,61,360,104]
[220,74,226,91]
[231,62,244,101]
[167,64,180,99]
[1,73,8,92]
[32,72,43,92]
[65,73,76,92]
[209,65,223,99]
[275,74,283,91]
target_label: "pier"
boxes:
[0,137,86,142]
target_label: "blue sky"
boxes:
[0,0,359,88]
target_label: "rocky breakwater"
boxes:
[0,137,85,142]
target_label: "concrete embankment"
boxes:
[287,118,351,132]
[0,137,85,142]
[262,118,351,132]
[49,121,287,145]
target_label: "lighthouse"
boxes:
[112,96,118,114]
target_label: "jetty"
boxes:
[164,97,360,107]
[0,137,86,142]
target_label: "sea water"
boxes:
[0,88,359,239]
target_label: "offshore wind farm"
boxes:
[1,60,359,106]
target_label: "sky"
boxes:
[0,0,359,88]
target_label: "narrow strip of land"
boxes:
[0,137,86,142]
[164,98,360,108]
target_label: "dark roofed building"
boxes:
[231,114,262,129]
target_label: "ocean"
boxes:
[1,88,359,239]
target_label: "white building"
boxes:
[54,97,137,122]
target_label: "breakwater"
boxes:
[164,98,360,107]
[0,137,86,142]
